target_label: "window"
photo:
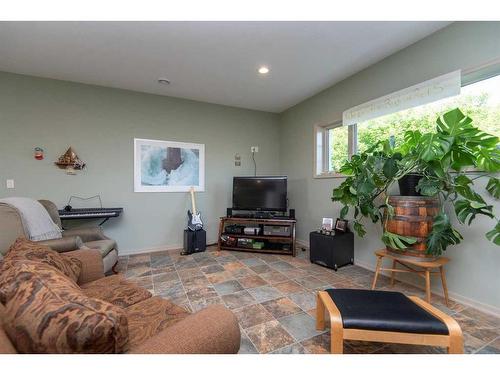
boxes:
[315,66,500,177]
[314,122,354,177]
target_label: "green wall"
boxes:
[0,72,281,254]
[279,22,500,312]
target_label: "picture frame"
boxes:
[321,217,334,231]
[134,138,205,192]
[335,218,348,232]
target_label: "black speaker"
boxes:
[309,231,354,271]
[289,209,295,219]
[182,229,206,255]
[227,208,232,217]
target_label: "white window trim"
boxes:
[313,120,352,179]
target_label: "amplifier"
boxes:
[237,238,254,248]
[244,227,261,235]
[309,231,354,271]
[263,225,290,236]
[183,229,206,255]
[225,224,244,234]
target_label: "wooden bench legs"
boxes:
[316,292,343,353]
[316,291,463,354]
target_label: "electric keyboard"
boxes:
[58,208,123,224]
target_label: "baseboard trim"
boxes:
[296,239,308,249]
[296,237,500,317]
[120,244,183,256]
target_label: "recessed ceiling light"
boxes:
[258,66,270,75]
[158,78,171,85]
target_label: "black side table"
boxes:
[309,231,354,271]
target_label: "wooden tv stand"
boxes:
[218,217,297,257]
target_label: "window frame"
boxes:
[313,59,500,179]
[313,121,356,178]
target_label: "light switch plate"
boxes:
[6,179,14,189]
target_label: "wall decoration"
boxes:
[55,147,86,174]
[134,138,205,192]
[34,147,44,160]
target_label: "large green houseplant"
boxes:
[332,108,500,256]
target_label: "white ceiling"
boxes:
[0,22,451,112]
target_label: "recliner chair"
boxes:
[0,199,118,273]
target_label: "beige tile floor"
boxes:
[118,246,500,354]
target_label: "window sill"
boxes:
[314,172,346,179]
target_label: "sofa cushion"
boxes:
[1,262,128,353]
[83,239,116,257]
[1,237,81,283]
[126,296,190,348]
[0,303,17,354]
[81,274,152,308]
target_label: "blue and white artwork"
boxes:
[134,138,205,192]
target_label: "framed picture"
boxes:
[134,138,205,192]
[321,218,334,231]
[335,218,348,232]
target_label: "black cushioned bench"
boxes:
[316,289,463,354]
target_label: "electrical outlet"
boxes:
[6,179,14,189]
[251,146,259,153]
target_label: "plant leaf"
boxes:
[475,147,500,172]
[427,160,445,178]
[454,174,485,203]
[454,199,494,225]
[404,130,422,146]
[486,177,500,199]
[436,108,473,136]
[382,231,417,250]
[426,212,462,256]
[353,221,366,237]
[449,144,476,171]
[486,222,500,246]
[340,205,349,219]
[415,177,442,197]
[418,133,453,162]
[382,157,399,179]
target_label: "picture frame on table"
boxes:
[321,217,334,231]
[335,218,348,232]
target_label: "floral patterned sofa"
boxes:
[0,238,240,354]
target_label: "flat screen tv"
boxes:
[232,176,287,211]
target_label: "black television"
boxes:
[232,176,287,211]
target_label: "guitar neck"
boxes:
[190,188,197,213]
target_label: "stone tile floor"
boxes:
[118,246,500,354]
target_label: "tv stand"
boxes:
[218,217,297,257]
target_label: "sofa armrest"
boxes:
[62,249,105,284]
[130,305,241,354]
[63,227,108,242]
[38,236,83,253]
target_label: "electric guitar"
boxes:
[187,187,203,231]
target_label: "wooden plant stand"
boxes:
[371,249,450,306]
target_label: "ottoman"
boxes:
[316,289,463,354]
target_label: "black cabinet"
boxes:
[309,231,354,271]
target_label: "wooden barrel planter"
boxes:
[385,196,440,261]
